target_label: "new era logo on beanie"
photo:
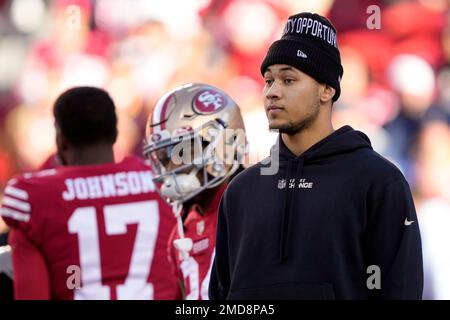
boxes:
[261,12,344,102]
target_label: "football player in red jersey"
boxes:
[0,87,179,299]
[143,83,247,300]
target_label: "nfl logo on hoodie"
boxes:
[278,179,287,189]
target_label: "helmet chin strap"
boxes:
[171,201,193,261]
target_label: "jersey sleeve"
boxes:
[0,178,33,235]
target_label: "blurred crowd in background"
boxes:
[0,0,449,299]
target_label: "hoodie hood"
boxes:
[276,125,372,262]
[276,125,372,162]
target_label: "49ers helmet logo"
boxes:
[150,133,161,142]
[192,89,227,114]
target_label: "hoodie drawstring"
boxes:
[280,157,304,262]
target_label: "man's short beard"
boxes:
[269,100,320,136]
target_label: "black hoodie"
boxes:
[209,126,423,300]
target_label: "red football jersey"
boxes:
[168,184,226,300]
[0,156,179,300]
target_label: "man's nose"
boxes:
[265,81,281,100]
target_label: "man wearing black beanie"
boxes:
[209,12,423,300]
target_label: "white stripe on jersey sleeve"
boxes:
[4,186,29,200]
[0,208,30,222]
[2,196,31,212]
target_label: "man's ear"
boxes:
[320,84,335,104]
[56,133,68,152]
[55,124,69,165]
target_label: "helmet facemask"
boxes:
[144,119,244,204]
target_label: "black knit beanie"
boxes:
[261,12,344,101]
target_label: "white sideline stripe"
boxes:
[0,208,30,222]
[4,186,29,200]
[2,196,31,212]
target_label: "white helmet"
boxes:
[143,83,247,204]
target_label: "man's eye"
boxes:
[284,79,295,84]
[264,79,273,85]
